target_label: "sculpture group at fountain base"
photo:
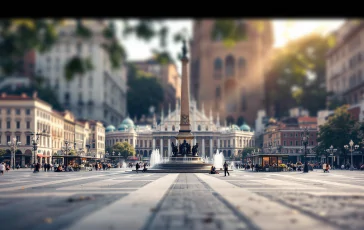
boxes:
[171,139,199,157]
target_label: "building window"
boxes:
[213,58,223,79]
[215,87,221,98]
[290,141,292,146]
[16,109,20,115]
[283,141,286,146]
[16,121,20,129]
[16,136,20,142]
[7,121,10,129]
[238,57,246,77]
[26,121,30,129]
[7,135,10,143]
[225,55,235,77]
[78,76,82,88]
[7,109,11,115]
[26,109,30,115]
[241,88,247,111]
[64,92,70,102]
[89,76,93,87]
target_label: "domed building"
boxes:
[105,100,255,160]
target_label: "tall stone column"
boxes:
[176,40,193,141]
[217,138,220,149]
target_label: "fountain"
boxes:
[134,41,212,173]
[122,161,127,168]
[150,149,162,168]
[213,150,225,170]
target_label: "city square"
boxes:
[1,19,364,230]
[1,169,364,230]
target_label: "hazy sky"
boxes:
[120,19,345,70]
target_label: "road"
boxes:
[1,169,364,230]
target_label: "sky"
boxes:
[120,19,345,70]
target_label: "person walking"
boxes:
[136,162,140,173]
[223,161,230,176]
[0,162,5,175]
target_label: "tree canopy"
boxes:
[265,33,333,118]
[127,64,164,120]
[316,105,362,163]
[110,142,136,159]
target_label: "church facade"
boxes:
[105,101,255,160]
[190,20,274,127]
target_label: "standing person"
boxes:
[0,162,5,175]
[95,163,98,171]
[136,162,140,173]
[223,161,230,176]
[16,164,20,170]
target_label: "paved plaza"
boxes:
[1,169,364,230]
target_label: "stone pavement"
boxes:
[0,169,364,230]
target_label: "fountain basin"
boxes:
[133,162,213,173]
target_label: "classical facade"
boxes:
[0,93,105,166]
[105,101,255,159]
[35,20,127,126]
[326,20,364,105]
[190,20,274,127]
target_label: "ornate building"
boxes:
[105,100,255,159]
[190,20,274,127]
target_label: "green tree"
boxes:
[127,65,164,120]
[241,147,258,159]
[0,149,6,156]
[112,142,135,159]
[69,149,77,156]
[266,33,333,117]
[317,105,360,164]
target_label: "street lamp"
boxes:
[118,152,121,168]
[268,142,272,154]
[344,140,359,171]
[62,140,72,166]
[105,151,109,163]
[7,137,21,170]
[30,130,47,165]
[326,145,337,168]
[301,127,309,173]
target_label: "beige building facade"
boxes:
[326,20,364,104]
[0,93,106,166]
[190,20,274,127]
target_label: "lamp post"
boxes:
[326,145,337,168]
[30,130,47,165]
[118,152,121,168]
[7,137,21,170]
[268,142,272,154]
[62,140,72,166]
[105,151,109,163]
[301,127,309,173]
[344,140,359,171]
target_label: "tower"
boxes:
[190,20,274,127]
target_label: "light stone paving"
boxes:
[1,169,364,230]
[197,173,337,230]
[66,173,178,230]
